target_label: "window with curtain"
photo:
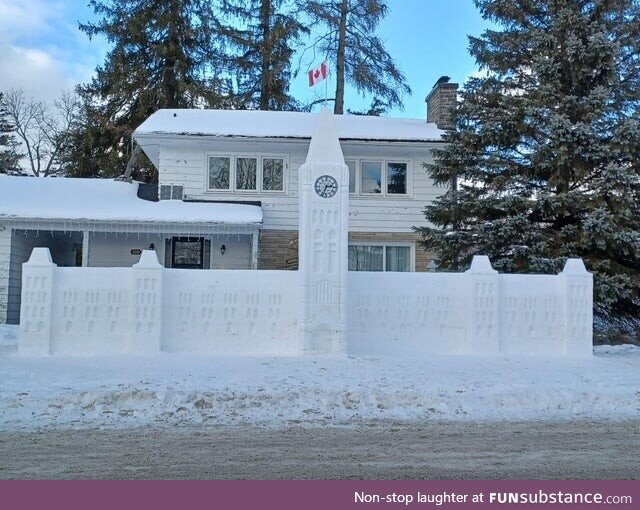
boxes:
[348,244,411,272]
[385,246,410,271]
[348,245,384,271]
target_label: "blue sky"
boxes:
[0,0,490,119]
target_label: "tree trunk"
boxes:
[334,0,348,114]
[259,0,271,110]
[162,0,180,108]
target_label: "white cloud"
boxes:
[0,43,74,101]
[0,0,106,102]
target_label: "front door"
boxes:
[171,237,204,269]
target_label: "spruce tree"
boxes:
[217,0,307,110]
[416,0,640,321]
[303,0,410,114]
[0,92,22,175]
[68,0,228,178]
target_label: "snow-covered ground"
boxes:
[0,324,638,430]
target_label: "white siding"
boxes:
[6,230,32,324]
[88,233,167,267]
[0,225,10,323]
[149,136,444,233]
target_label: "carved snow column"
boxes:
[130,250,164,353]
[298,109,349,355]
[19,248,56,355]
[464,256,500,355]
[560,259,593,357]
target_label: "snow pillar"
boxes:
[297,109,349,355]
[465,256,501,355]
[560,259,593,357]
[19,248,56,355]
[130,250,164,353]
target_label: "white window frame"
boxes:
[347,241,415,272]
[205,152,288,194]
[345,158,412,198]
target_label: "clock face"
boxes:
[314,175,338,199]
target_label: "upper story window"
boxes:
[209,157,231,190]
[235,157,257,190]
[345,159,409,197]
[207,154,286,193]
[263,158,284,191]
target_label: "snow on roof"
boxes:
[133,109,445,142]
[0,176,262,225]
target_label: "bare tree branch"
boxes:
[3,89,79,177]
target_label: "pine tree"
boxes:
[217,0,307,110]
[67,0,229,178]
[0,92,23,175]
[416,0,640,321]
[303,0,410,114]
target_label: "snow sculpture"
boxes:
[19,248,56,355]
[561,258,593,357]
[465,255,500,354]
[297,109,349,354]
[131,250,164,353]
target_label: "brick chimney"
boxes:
[425,76,458,130]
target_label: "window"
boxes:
[387,162,407,194]
[263,158,284,191]
[236,157,257,190]
[385,245,411,271]
[348,244,412,272]
[206,154,286,193]
[348,159,409,196]
[348,245,383,271]
[160,184,183,200]
[361,161,382,194]
[171,237,204,269]
[346,160,356,193]
[209,157,231,190]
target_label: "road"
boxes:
[1,420,638,479]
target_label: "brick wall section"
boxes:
[425,81,458,130]
[258,230,299,269]
[258,229,436,272]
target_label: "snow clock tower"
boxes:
[297,109,349,354]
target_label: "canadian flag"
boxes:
[308,62,328,87]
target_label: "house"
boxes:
[0,79,458,325]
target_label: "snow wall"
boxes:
[18,248,592,357]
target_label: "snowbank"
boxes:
[0,336,638,430]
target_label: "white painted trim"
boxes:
[347,241,415,272]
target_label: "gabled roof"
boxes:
[133,109,444,142]
[0,176,262,225]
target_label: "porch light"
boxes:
[220,244,226,256]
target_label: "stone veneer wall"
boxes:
[258,229,435,271]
